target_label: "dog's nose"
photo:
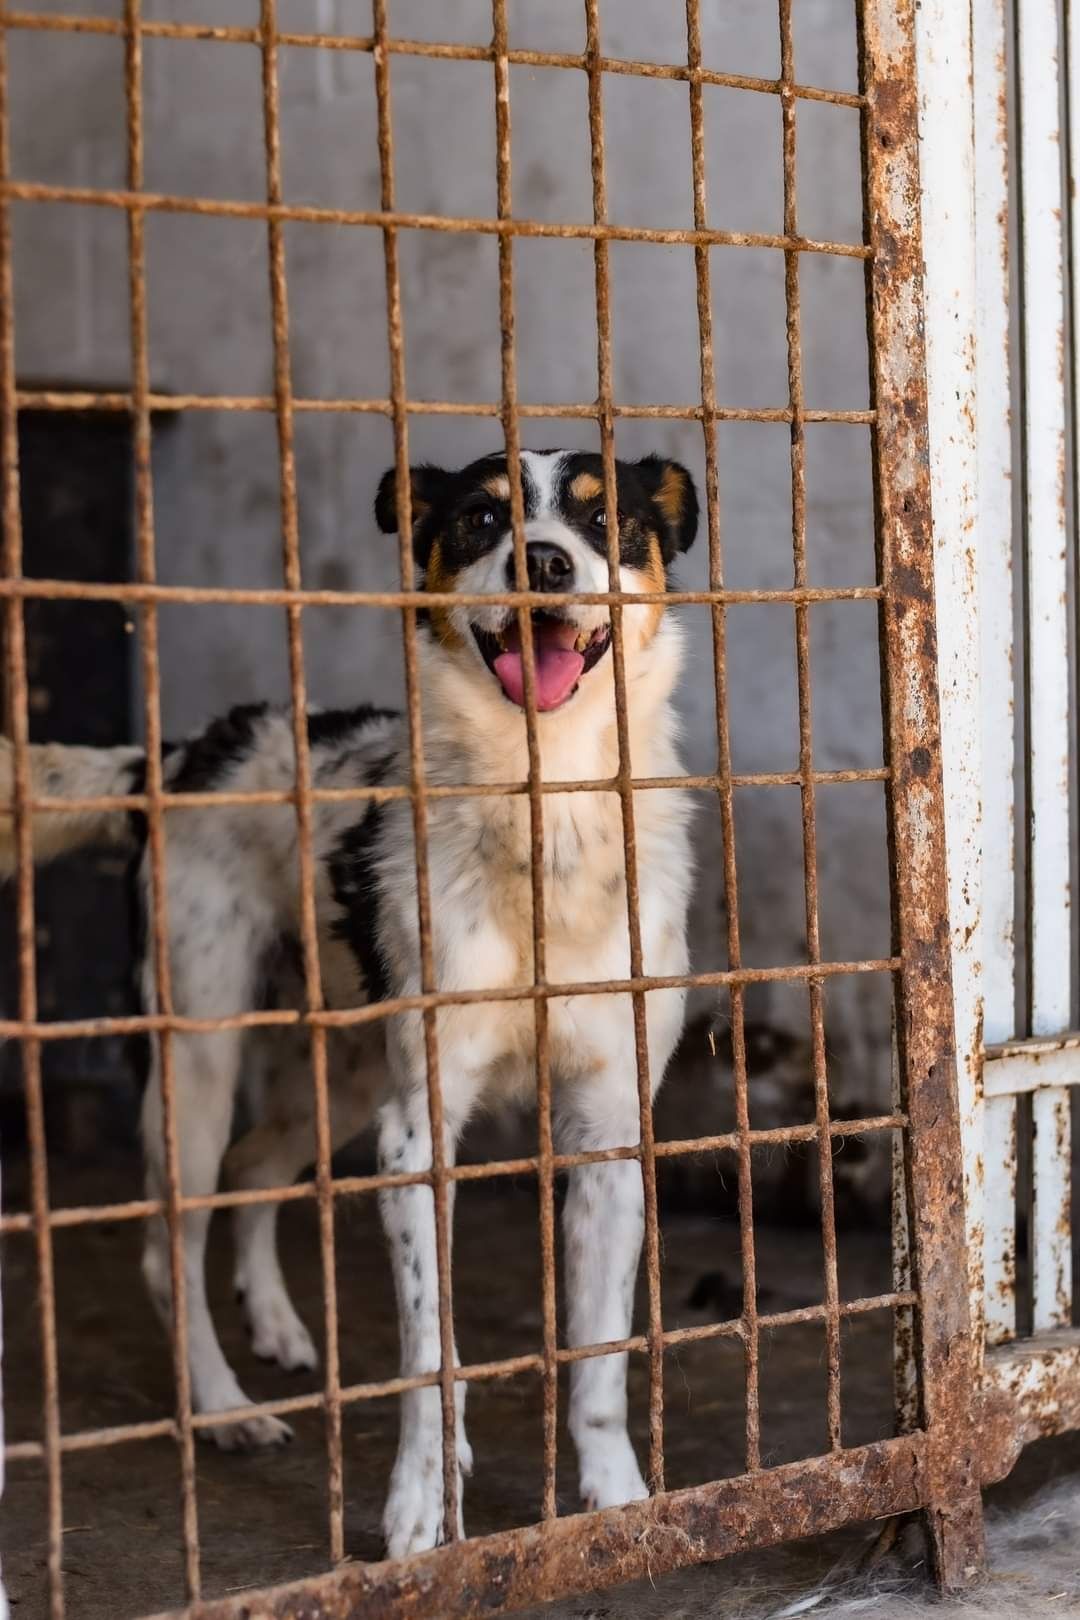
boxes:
[508,541,575,593]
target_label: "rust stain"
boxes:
[145,1439,928,1620]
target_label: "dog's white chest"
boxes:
[457,793,626,972]
[420,789,686,1097]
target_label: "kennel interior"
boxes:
[0,0,1067,1615]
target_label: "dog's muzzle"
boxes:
[504,540,576,595]
[472,610,612,713]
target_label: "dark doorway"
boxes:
[1,409,137,1128]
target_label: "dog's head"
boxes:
[375,450,698,715]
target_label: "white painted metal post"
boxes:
[973,0,1019,1347]
[914,0,984,1329]
[1016,0,1073,1332]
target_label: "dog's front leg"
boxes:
[559,1081,650,1513]
[378,1061,474,1559]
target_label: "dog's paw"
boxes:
[242,1290,319,1373]
[382,1455,465,1560]
[578,1434,649,1513]
[204,1412,294,1452]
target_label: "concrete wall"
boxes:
[10,0,891,1095]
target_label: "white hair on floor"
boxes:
[798,1476,1080,1620]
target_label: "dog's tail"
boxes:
[0,736,146,878]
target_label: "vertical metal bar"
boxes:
[371,0,459,1542]
[258,0,345,1560]
[974,0,1018,1350]
[1016,0,1072,1332]
[489,0,559,1522]
[860,0,985,1589]
[122,0,203,1590]
[0,312,65,1620]
[0,12,65,1614]
[583,0,666,1493]
[778,0,842,1451]
[912,0,985,1355]
[683,0,761,1472]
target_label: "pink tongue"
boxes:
[494,646,585,711]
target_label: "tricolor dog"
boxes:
[0,448,699,1556]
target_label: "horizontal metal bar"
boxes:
[1,179,870,258]
[0,12,865,108]
[0,956,900,1043]
[981,1328,1080,1482]
[7,766,889,818]
[0,1113,907,1235]
[13,388,876,427]
[0,576,882,611]
[983,1040,1080,1097]
[134,1437,926,1620]
[985,1031,1080,1061]
[4,1307,916,1461]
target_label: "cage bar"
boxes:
[257,0,347,1560]
[489,0,560,1519]
[1,10,867,112]
[371,0,460,1544]
[778,0,844,1451]
[120,0,205,1597]
[681,0,762,1476]
[0,12,66,1608]
[580,0,669,1493]
[2,176,872,256]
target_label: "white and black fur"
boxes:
[0,449,699,1558]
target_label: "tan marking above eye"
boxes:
[569,472,604,503]
[656,464,689,526]
[481,474,511,500]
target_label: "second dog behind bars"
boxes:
[0,448,698,1557]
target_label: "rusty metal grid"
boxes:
[0,0,986,1617]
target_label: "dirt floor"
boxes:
[3,1114,1080,1620]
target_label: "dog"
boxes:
[0,448,699,1557]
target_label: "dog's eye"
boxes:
[466,505,497,532]
[590,507,617,531]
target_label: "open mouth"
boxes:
[472,612,613,711]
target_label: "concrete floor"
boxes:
[2,1129,1079,1620]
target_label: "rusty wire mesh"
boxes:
[0,1,984,1618]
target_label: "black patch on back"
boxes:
[327,748,396,1004]
[307,705,398,751]
[170,702,270,794]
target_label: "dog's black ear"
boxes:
[634,456,699,562]
[374,464,451,536]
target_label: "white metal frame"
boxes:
[921,0,1079,1442]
